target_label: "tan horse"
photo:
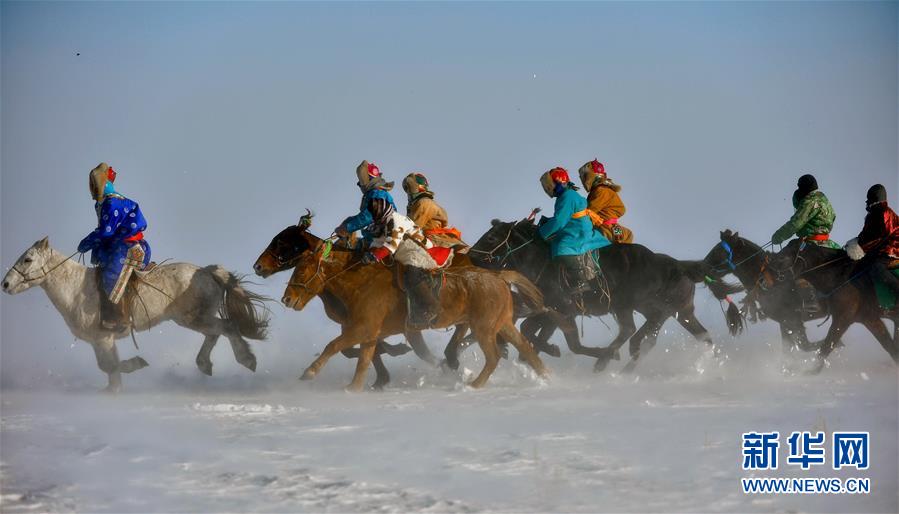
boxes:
[280,228,549,391]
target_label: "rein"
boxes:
[712,240,773,274]
[469,222,535,265]
[10,251,79,284]
[287,239,363,293]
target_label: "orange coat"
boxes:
[408,197,465,248]
[586,185,634,243]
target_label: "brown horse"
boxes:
[254,219,423,389]
[280,227,549,391]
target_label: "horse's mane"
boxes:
[721,229,767,255]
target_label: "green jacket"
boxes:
[772,190,839,248]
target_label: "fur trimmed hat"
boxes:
[355,160,393,192]
[402,172,434,202]
[578,159,620,192]
[540,167,576,197]
[89,162,116,201]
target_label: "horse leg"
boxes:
[179,316,244,374]
[499,324,549,378]
[861,316,898,364]
[343,340,410,359]
[119,356,149,374]
[371,352,391,390]
[521,314,561,357]
[676,309,716,353]
[594,309,636,373]
[405,330,439,367]
[346,342,378,392]
[553,311,606,359]
[443,324,470,370]
[224,331,257,372]
[195,335,219,376]
[622,317,664,374]
[778,323,798,354]
[808,314,852,374]
[468,329,500,389]
[92,338,123,393]
[301,329,368,380]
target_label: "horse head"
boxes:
[281,233,335,310]
[3,237,54,295]
[253,209,316,278]
[469,218,539,269]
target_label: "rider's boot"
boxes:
[100,294,127,332]
[404,267,439,329]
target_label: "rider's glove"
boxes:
[77,237,94,254]
[845,238,865,261]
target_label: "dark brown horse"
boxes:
[468,219,743,373]
[769,239,899,373]
[279,226,549,391]
[702,230,828,353]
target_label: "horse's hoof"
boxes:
[440,359,460,372]
[300,369,317,381]
[100,385,121,394]
[621,361,638,374]
[384,343,412,357]
[344,383,365,393]
[546,345,562,358]
[804,359,826,375]
[133,357,149,370]
[371,382,387,391]
[593,358,611,373]
[240,354,257,372]
[198,362,213,376]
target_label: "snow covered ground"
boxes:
[1,322,897,513]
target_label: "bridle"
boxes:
[468,221,535,265]
[9,251,78,285]
[286,239,362,295]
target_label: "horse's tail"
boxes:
[499,270,545,314]
[209,267,271,340]
[677,260,745,336]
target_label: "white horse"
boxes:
[2,237,270,392]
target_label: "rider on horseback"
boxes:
[335,160,398,245]
[336,162,450,328]
[846,184,899,297]
[402,172,467,252]
[577,159,634,243]
[537,167,611,299]
[771,174,840,249]
[77,163,151,331]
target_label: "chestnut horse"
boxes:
[254,220,425,389]
[280,227,549,390]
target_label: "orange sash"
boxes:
[425,227,462,239]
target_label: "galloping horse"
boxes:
[278,222,549,391]
[702,230,828,353]
[769,239,899,372]
[254,218,430,390]
[467,219,743,373]
[2,237,271,392]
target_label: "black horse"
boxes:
[465,219,743,373]
[703,230,828,353]
[769,239,899,372]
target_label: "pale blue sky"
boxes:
[2,2,897,386]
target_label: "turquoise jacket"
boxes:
[538,187,611,257]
